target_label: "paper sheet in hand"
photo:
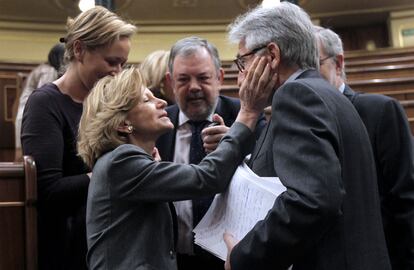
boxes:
[193,161,286,260]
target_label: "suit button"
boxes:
[169,250,175,259]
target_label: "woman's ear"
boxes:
[73,40,85,62]
[267,42,280,69]
[117,121,132,134]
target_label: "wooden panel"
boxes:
[0,207,25,270]
[376,89,414,101]
[346,64,414,80]
[400,100,414,118]
[349,77,414,93]
[346,55,414,68]
[409,118,414,135]
[345,46,414,61]
[0,63,32,149]
[0,162,25,270]
[0,75,18,148]
[0,156,37,270]
[223,73,238,85]
[220,85,239,98]
[334,23,389,51]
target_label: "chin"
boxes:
[186,108,211,122]
[154,124,174,139]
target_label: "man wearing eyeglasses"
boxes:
[156,36,265,270]
[315,26,414,270]
[223,3,391,270]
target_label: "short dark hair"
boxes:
[47,43,65,72]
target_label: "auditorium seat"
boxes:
[0,156,37,270]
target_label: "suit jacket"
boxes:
[343,85,414,270]
[230,70,391,270]
[86,123,255,270]
[156,95,265,162]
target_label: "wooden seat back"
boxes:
[0,156,37,270]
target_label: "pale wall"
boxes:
[389,10,414,47]
[0,21,238,64]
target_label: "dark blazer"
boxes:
[343,85,414,270]
[157,95,265,162]
[86,123,255,270]
[230,70,391,270]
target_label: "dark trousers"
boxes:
[177,249,224,270]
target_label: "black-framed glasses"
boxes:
[233,44,268,72]
[319,55,335,66]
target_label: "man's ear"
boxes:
[165,72,176,94]
[267,42,280,69]
[335,54,345,76]
[218,68,225,84]
[73,40,85,62]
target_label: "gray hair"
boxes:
[228,2,318,70]
[168,36,221,75]
[314,26,346,79]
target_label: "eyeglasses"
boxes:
[233,45,268,73]
[319,55,335,66]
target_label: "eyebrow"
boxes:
[106,56,126,62]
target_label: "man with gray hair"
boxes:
[223,3,391,270]
[156,36,265,270]
[315,25,414,270]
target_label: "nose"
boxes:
[189,77,201,91]
[109,64,122,76]
[156,97,168,108]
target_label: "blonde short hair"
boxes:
[139,50,170,90]
[63,6,137,62]
[77,67,145,168]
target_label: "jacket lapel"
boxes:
[156,105,179,162]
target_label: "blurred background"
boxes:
[1,0,414,62]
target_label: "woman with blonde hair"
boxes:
[21,6,136,269]
[78,60,276,269]
[140,50,175,105]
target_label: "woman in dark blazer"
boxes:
[77,61,276,269]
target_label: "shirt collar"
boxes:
[285,68,306,83]
[338,82,345,94]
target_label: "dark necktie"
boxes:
[188,120,208,164]
[188,120,214,226]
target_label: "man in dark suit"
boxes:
[156,36,265,270]
[315,26,414,270]
[223,3,391,270]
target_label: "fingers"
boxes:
[223,232,237,270]
[152,147,161,161]
[202,125,229,137]
[202,125,230,153]
[212,113,225,125]
[245,57,262,89]
[239,54,278,114]
[250,57,271,91]
[203,143,218,154]
[223,232,237,250]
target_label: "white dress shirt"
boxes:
[173,110,214,254]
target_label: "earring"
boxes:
[127,125,134,134]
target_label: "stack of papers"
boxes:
[193,161,286,260]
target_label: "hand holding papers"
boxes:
[193,161,286,260]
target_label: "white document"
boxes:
[193,161,286,261]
